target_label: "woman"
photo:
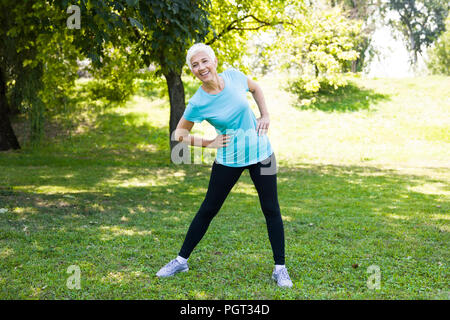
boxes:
[156,43,292,288]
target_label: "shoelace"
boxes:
[277,268,291,281]
[164,259,179,270]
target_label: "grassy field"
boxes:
[0,74,449,299]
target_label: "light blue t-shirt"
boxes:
[183,68,273,167]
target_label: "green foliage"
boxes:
[0,1,70,144]
[1,0,143,145]
[280,6,362,105]
[38,32,80,120]
[87,44,144,105]
[136,74,168,99]
[130,0,212,75]
[327,0,378,72]
[52,0,131,66]
[288,78,390,111]
[427,15,450,75]
[381,0,449,65]
[201,0,293,75]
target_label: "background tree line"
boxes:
[0,0,448,154]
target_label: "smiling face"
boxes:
[190,51,218,82]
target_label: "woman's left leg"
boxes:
[248,153,285,265]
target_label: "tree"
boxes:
[204,0,292,72]
[0,0,131,150]
[130,0,211,153]
[1,0,212,156]
[0,1,64,149]
[381,0,449,67]
[0,65,20,150]
[327,0,378,72]
[427,15,450,75]
[328,0,373,19]
[272,4,361,103]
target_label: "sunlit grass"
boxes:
[0,75,448,299]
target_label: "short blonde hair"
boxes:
[186,43,216,70]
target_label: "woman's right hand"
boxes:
[208,134,231,149]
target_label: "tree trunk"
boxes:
[0,67,20,151]
[351,60,357,73]
[163,69,186,161]
[409,34,417,66]
[406,22,418,69]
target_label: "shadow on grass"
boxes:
[1,160,448,298]
[2,76,448,298]
[292,82,391,112]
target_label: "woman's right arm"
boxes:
[174,116,230,149]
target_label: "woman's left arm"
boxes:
[248,78,270,136]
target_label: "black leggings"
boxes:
[179,153,285,265]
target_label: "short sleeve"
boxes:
[183,102,204,123]
[228,68,249,92]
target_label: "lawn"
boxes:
[0,74,449,299]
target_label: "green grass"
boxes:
[0,74,449,299]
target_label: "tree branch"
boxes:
[206,14,291,45]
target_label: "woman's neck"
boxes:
[202,73,224,94]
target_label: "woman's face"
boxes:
[190,51,218,82]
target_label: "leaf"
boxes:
[126,0,139,8]
[23,59,33,67]
[129,17,143,31]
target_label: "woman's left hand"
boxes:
[256,115,270,136]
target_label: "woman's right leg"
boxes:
[178,161,244,259]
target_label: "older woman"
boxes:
[156,43,292,288]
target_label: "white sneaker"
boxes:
[272,267,293,288]
[156,259,189,278]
